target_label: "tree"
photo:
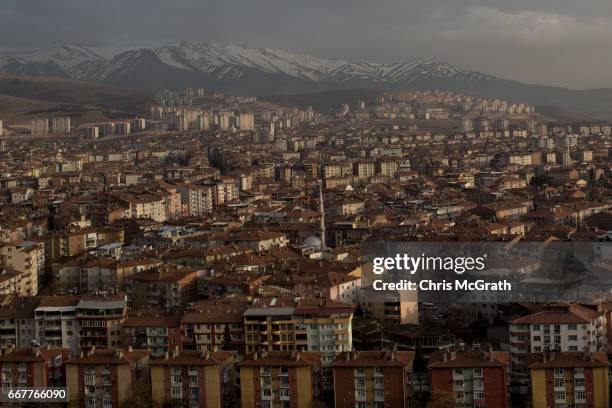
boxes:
[222,324,235,350]
[428,391,464,408]
[529,174,551,187]
[120,376,152,408]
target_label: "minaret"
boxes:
[318,180,327,250]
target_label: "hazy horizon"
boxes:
[2,0,612,90]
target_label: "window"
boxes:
[554,379,564,387]
[374,390,384,401]
[474,390,485,399]
[568,324,577,330]
[102,396,113,408]
[575,391,586,401]
[554,368,564,377]
[454,391,465,402]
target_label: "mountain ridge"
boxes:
[1,41,612,120]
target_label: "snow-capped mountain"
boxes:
[3,41,612,120]
[0,41,492,87]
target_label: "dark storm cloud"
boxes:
[1,0,611,88]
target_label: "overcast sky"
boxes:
[2,0,612,89]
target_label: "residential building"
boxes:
[0,346,70,388]
[150,349,236,408]
[428,349,509,408]
[238,351,320,408]
[122,310,182,357]
[332,351,415,408]
[65,348,150,408]
[509,304,607,381]
[529,352,610,408]
[76,294,127,351]
[181,297,247,352]
[0,240,45,295]
[123,266,198,311]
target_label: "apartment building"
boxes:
[0,346,70,389]
[213,178,239,206]
[322,163,353,179]
[34,295,80,354]
[65,348,150,408]
[150,349,236,408]
[111,192,167,222]
[359,285,419,325]
[178,184,214,216]
[122,310,182,357]
[509,304,607,381]
[181,297,247,352]
[76,294,127,351]
[0,296,40,352]
[123,266,198,311]
[243,297,353,359]
[353,161,375,180]
[332,351,415,408]
[292,299,353,364]
[530,352,610,408]
[0,240,45,295]
[428,349,509,408]
[0,266,27,295]
[238,352,320,408]
[47,228,124,261]
[230,230,288,251]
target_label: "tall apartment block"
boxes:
[509,304,607,382]
[51,117,71,134]
[529,352,610,408]
[0,346,70,389]
[150,349,236,408]
[238,351,321,408]
[243,298,353,360]
[331,351,415,408]
[30,118,49,136]
[428,349,510,408]
[65,347,150,408]
[0,240,45,295]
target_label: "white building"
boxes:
[30,118,49,136]
[51,117,71,134]
[509,303,607,381]
[34,297,80,354]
